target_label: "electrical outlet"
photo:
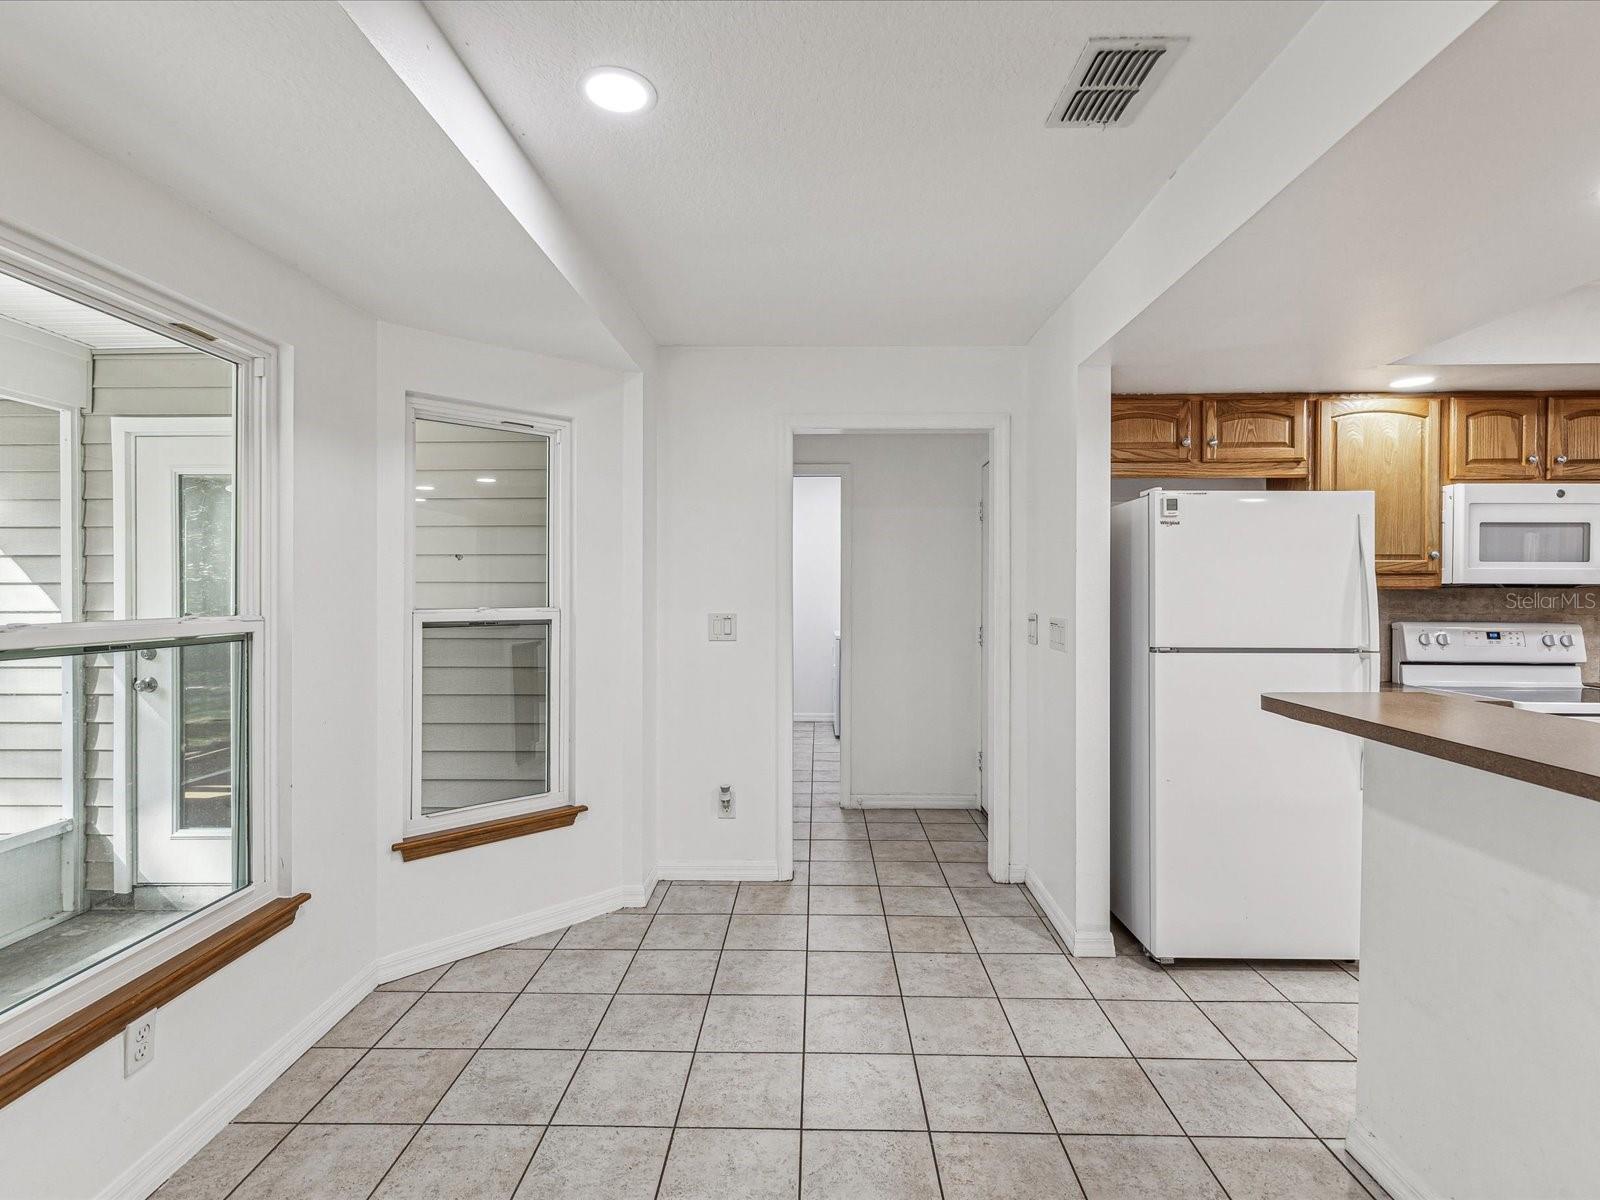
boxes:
[717,785,736,818]
[124,1010,156,1077]
[708,614,737,642]
[1027,613,1039,645]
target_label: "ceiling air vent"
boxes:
[1048,37,1188,128]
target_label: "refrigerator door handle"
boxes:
[1356,514,1378,652]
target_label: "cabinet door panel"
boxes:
[1111,397,1195,469]
[1547,396,1600,480]
[1316,397,1440,584]
[1202,396,1308,468]
[1446,395,1542,480]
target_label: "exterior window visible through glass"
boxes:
[1478,521,1590,563]
[179,472,234,616]
[178,643,236,830]
[412,418,549,609]
[419,621,550,815]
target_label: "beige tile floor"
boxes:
[154,722,1382,1200]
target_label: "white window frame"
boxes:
[0,228,284,1056]
[405,395,571,836]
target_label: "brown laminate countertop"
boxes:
[1261,689,1600,803]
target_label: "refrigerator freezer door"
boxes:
[1148,650,1368,960]
[1147,491,1376,650]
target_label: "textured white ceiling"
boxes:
[1110,1,1600,393]
[0,0,626,365]
[426,0,1316,346]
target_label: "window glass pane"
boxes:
[0,637,249,1017]
[1478,521,1590,563]
[413,417,549,608]
[420,621,550,815]
[179,473,234,616]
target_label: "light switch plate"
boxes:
[1027,613,1039,646]
[1048,618,1067,652]
[709,613,737,642]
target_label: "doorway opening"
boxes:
[788,430,999,882]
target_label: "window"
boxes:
[407,400,567,833]
[0,259,272,1024]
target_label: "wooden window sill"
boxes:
[391,804,588,862]
[0,893,310,1110]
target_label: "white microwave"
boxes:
[1442,483,1600,585]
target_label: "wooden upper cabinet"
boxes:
[1201,396,1309,471]
[1445,395,1544,481]
[1546,395,1600,480]
[1110,397,1195,471]
[1316,396,1440,585]
[1111,395,1309,477]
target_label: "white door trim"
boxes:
[109,417,233,892]
[776,413,1014,885]
[792,464,852,814]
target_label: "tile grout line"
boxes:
[929,805,1092,1200]
[503,891,662,1197]
[870,795,946,1200]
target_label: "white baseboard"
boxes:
[852,794,978,810]
[372,882,646,985]
[793,712,834,723]
[1024,867,1115,957]
[656,860,781,882]
[100,964,378,1200]
[1345,1119,1437,1200]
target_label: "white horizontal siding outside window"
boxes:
[407,398,570,833]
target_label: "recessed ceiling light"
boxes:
[1389,375,1437,390]
[476,477,497,484]
[415,484,434,492]
[581,66,656,114]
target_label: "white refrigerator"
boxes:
[1111,488,1377,961]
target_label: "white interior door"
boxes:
[123,425,235,886]
[979,460,990,814]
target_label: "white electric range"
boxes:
[1392,621,1600,718]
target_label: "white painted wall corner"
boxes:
[1026,867,1114,957]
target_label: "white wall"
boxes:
[654,347,1028,877]
[373,324,650,962]
[795,433,986,806]
[790,474,840,722]
[0,90,381,1200]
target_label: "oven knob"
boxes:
[1418,631,1432,645]
[1561,633,1575,648]
[1435,632,1450,647]
[1543,633,1558,647]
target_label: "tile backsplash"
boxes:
[1379,587,1600,681]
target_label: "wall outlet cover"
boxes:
[708,613,737,642]
[124,1010,156,1077]
[1027,613,1039,645]
[717,785,736,818]
[1048,618,1068,652]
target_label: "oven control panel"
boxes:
[1393,622,1586,665]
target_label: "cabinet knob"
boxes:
[1557,455,1569,464]
[1207,437,1219,447]
[1429,550,1441,560]
[1528,454,1539,464]
[1180,437,1191,448]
